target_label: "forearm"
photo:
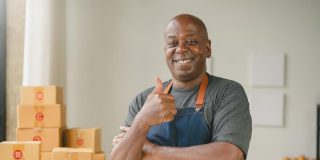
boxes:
[110,116,150,160]
[148,142,243,160]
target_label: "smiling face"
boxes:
[164,15,211,84]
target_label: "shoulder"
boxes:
[208,74,243,88]
[204,74,249,114]
[207,74,246,96]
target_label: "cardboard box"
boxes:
[93,153,106,160]
[41,152,52,160]
[20,86,64,105]
[17,128,62,151]
[52,148,93,160]
[0,141,40,160]
[65,128,101,153]
[17,104,66,128]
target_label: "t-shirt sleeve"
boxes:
[124,95,141,127]
[211,83,252,159]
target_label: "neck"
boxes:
[172,72,207,90]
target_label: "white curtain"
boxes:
[23,0,65,86]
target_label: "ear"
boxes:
[205,40,212,58]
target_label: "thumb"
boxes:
[152,76,163,94]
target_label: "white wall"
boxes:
[64,0,320,159]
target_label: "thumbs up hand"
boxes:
[135,77,177,128]
[152,77,163,94]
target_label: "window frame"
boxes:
[0,0,7,141]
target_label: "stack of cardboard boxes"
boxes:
[17,86,65,159]
[0,86,107,160]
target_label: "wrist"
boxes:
[152,145,165,160]
[143,141,163,160]
[132,114,151,132]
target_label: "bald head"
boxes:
[165,14,209,40]
[163,14,212,85]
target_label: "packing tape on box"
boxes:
[33,87,44,104]
[65,152,78,160]
[12,144,25,159]
[32,128,43,141]
[76,132,84,146]
[33,105,45,128]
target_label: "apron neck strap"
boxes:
[195,74,208,109]
[163,81,173,94]
[163,74,209,110]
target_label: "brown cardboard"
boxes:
[93,153,106,160]
[65,128,101,153]
[16,128,62,151]
[20,86,63,105]
[17,104,66,128]
[41,152,52,160]
[0,141,41,160]
[52,148,93,160]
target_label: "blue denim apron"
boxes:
[147,74,212,147]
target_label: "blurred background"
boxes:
[2,0,320,159]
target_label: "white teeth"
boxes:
[176,59,191,64]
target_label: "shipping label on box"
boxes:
[52,148,93,160]
[41,152,52,160]
[65,128,101,153]
[93,153,106,160]
[17,128,62,152]
[20,86,64,105]
[17,104,66,128]
[0,141,40,160]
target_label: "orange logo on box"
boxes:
[13,150,23,159]
[33,136,42,141]
[35,112,44,121]
[35,91,44,100]
[76,138,84,146]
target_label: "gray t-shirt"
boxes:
[124,74,252,157]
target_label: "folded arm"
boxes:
[142,140,244,160]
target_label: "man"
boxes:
[110,14,252,160]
